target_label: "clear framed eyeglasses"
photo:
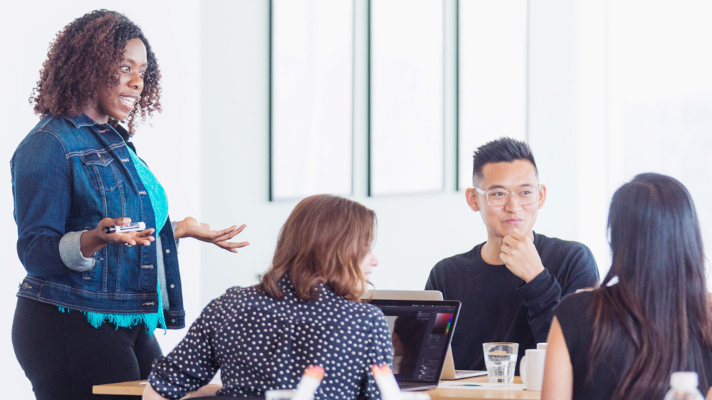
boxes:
[473,185,541,207]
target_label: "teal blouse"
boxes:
[60,147,169,335]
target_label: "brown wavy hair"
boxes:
[30,10,161,134]
[259,195,376,302]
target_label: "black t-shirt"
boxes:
[425,232,599,371]
[556,290,712,399]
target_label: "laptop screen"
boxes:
[368,299,461,384]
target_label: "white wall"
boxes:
[529,0,613,277]
[198,0,599,304]
[199,0,481,304]
[607,0,712,285]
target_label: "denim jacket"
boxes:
[11,114,185,329]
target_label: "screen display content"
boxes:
[373,301,459,383]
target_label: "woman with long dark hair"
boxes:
[541,173,712,399]
[11,10,247,400]
[143,195,393,400]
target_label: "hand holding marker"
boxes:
[292,365,325,400]
[104,222,146,234]
[372,364,403,400]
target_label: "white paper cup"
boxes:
[520,349,546,391]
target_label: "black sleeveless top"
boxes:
[555,290,712,399]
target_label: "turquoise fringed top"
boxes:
[60,147,169,335]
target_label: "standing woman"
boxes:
[11,10,248,400]
[541,173,712,400]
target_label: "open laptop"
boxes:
[362,289,444,301]
[367,299,460,391]
[362,290,487,380]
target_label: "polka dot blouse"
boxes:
[148,277,394,399]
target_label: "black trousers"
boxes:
[12,297,163,400]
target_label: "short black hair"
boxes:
[472,137,537,185]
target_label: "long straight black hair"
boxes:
[589,173,712,399]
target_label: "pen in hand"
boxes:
[104,222,146,234]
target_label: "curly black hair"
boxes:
[30,10,161,134]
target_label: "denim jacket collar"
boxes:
[65,114,135,152]
[65,113,102,129]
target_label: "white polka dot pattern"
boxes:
[148,278,394,399]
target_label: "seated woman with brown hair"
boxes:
[542,173,712,400]
[143,195,393,399]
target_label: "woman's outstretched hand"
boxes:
[174,217,249,253]
[81,217,156,257]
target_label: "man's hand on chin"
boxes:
[499,231,545,283]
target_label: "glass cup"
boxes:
[482,342,519,383]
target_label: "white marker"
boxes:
[372,364,403,400]
[292,365,325,400]
[104,222,146,234]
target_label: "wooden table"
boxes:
[93,380,151,396]
[94,376,541,399]
[425,376,540,399]
[94,381,223,397]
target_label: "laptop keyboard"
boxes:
[397,382,437,391]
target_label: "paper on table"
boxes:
[209,370,222,385]
[436,381,525,391]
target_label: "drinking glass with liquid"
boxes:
[482,342,519,383]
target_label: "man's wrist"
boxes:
[524,266,546,284]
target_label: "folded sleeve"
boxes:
[517,269,562,342]
[517,244,599,342]
[58,231,96,272]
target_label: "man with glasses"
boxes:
[426,137,599,372]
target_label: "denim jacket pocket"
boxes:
[80,151,123,192]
